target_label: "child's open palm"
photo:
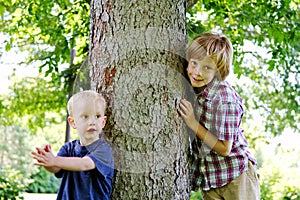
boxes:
[32,146,56,167]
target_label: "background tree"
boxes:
[89,0,190,198]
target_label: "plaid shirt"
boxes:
[189,78,256,191]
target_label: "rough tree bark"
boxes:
[89,0,190,199]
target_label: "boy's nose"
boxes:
[88,117,96,125]
[195,66,202,76]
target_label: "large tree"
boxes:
[1,0,299,197]
[89,0,191,198]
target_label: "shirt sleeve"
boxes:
[215,102,243,141]
[87,142,114,179]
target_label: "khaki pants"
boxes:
[202,161,260,200]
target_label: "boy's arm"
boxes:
[43,166,61,173]
[188,121,233,157]
[178,98,232,157]
[51,156,95,171]
[32,148,95,172]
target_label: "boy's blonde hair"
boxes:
[186,32,233,81]
[67,90,107,116]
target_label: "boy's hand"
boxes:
[178,98,198,132]
[32,147,56,167]
[43,144,51,152]
[35,144,51,154]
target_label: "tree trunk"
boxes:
[89,0,190,199]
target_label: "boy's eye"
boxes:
[203,66,211,70]
[96,115,101,119]
[82,115,88,119]
[190,60,197,66]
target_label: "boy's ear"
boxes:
[68,116,76,129]
[101,116,107,128]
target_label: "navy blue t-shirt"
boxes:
[55,139,114,200]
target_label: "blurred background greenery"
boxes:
[0,0,299,199]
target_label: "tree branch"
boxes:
[186,0,198,9]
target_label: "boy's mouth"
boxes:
[192,77,204,82]
[87,128,96,132]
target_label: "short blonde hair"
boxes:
[67,90,107,116]
[186,32,233,81]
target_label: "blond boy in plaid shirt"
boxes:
[178,32,260,200]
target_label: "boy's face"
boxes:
[187,56,218,88]
[68,98,106,145]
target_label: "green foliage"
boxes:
[260,169,282,199]
[2,75,66,131]
[0,125,36,177]
[190,189,203,200]
[0,77,66,196]
[0,0,89,82]
[260,170,300,200]
[26,167,60,194]
[255,133,300,200]
[0,123,64,196]
[0,168,26,200]
[282,186,300,200]
[186,3,206,40]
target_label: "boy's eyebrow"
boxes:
[95,110,103,115]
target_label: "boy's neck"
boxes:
[193,86,206,95]
[79,138,98,146]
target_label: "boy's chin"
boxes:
[80,135,99,145]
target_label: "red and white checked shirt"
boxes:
[189,78,256,191]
